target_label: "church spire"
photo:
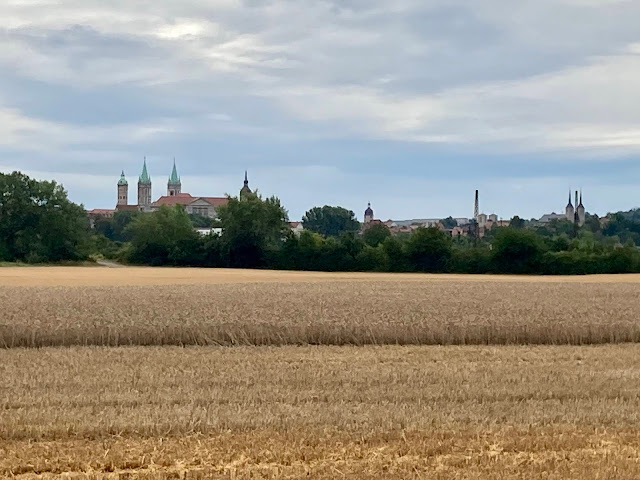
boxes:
[240,170,252,199]
[169,158,180,184]
[579,189,583,207]
[139,157,151,184]
[118,170,128,185]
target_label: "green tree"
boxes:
[441,217,458,229]
[302,206,360,237]
[0,171,90,262]
[189,213,215,228]
[126,205,203,265]
[217,193,288,268]
[363,223,391,247]
[382,236,409,272]
[509,216,525,229]
[405,227,452,272]
[491,227,545,274]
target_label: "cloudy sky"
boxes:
[1,0,640,221]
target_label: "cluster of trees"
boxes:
[3,170,640,275]
[0,172,90,262]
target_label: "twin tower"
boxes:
[117,158,181,208]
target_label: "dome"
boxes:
[364,203,374,217]
[117,171,128,186]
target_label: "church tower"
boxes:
[167,159,181,196]
[364,202,374,224]
[137,157,152,209]
[240,170,252,199]
[577,190,586,227]
[565,190,574,222]
[117,171,128,205]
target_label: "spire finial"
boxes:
[244,170,248,186]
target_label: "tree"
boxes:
[491,227,545,274]
[441,217,458,229]
[189,213,215,228]
[94,210,139,242]
[126,205,203,265]
[405,227,452,272]
[217,193,288,268]
[0,171,90,262]
[382,236,409,272]
[509,216,525,229]
[363,223,391,247]
[302,206,360,237]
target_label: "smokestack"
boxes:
[474,190,479,220]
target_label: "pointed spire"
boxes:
[118,170,128,186]
[567,189,573,207]
[139,157,151,184]
[579,189,583,207]
[169,158,180,184]
[244,170,249,186]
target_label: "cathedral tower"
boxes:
[117,171,128,205]
[138,157,152,208]
[240,170,252,199]
[565,190,574,222]
[364,202,374,224]
[577,190,586,227]
[167,159,181,196]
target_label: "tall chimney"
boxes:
[474,190,479,221]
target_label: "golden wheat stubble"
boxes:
[2,345,640,478]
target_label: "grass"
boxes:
[2,345,640,478]
[1,267,640,347]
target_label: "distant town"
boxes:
[87,158,593,238]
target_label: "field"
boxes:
[2,267,640,478]
[2,267,640,347]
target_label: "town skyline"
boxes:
[76,158,610,226]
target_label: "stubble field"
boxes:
[2,266,640,478]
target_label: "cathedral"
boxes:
[113,159,252,218]
[565,190,586,227]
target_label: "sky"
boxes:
[1,0,640,221]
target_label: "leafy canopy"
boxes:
[302,205,360,237]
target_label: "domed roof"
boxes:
[364,202,374,216]
[117,171,128,186]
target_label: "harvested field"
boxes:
[2,345,640,479]
[1,267,640,346]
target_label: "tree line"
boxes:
[2,170,640,274]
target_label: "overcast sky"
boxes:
[1,0,640,221]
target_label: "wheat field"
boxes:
[3,345,640,478]
[2,267,640,478]
[1,267,640,347]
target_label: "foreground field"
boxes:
[1,267,640,346]
[2,345,640,478]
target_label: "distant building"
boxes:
[364,203,374,224]
[240,171,252,200]
[539,212,567,224]
[539,190,586,226]
[109,160,258,219]
[289,221,304,236]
